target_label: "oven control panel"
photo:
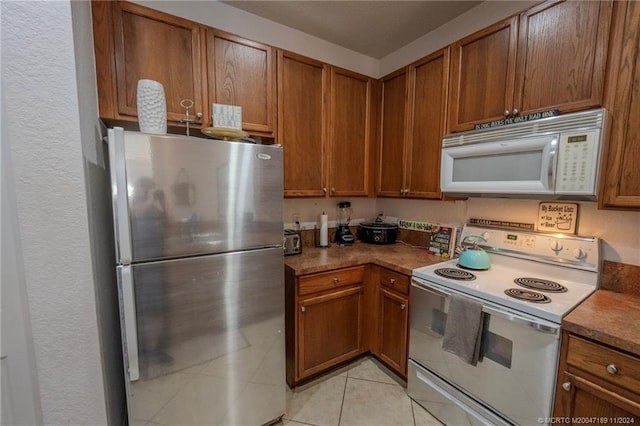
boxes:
[462,225,600,272]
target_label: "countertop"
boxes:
[562,261,640,356]
[563,289,640,356]
[284,242,446,276]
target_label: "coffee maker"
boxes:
[335,201,355,245]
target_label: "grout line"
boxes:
[347,376,403,387]
[337,375,348,426]
[410,400,417,426]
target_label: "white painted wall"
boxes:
[2,2,110,424]
[1,40,43,426]
[283,197,378,230]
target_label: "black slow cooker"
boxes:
[358,221,399,244]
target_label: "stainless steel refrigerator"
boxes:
[107,128,285,425]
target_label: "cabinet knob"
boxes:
[504,110,511,117]
[322,187,327,193]
[389,278,396,285]
[331,187,336,193]
[333,277,339,284]
[606,364,618,375]
[301,306,306,312]
[562,382,571,391]
[512,108,519,116]
[400,303,406,310]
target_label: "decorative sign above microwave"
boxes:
[536,202,578,234]
[468,218,534,231]
[474,109,559,130]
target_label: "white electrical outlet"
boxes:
[292,213,301,223]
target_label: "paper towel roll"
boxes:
[320,213,328,247]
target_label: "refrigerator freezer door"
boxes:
[118,247,285,425]
[109,128,283,264]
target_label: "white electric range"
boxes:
[408,225,600,426]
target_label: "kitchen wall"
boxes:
[283,197,378,229]
[377,198,640,266]
[2,1,120,424]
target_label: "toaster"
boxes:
[284,229,302,256]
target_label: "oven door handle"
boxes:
[482,305,560,336]
[411,279,452,297]
[412,279,560,337]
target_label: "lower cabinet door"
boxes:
[555,371,640,421]
[297,286,364,380]
[378,288,409,377]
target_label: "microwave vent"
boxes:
[443,109,606,147]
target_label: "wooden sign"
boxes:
[468,218,535,231]
[537,202,578,234]
[474,109,559,130]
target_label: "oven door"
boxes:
[409,278,561,425]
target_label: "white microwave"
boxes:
[440,109,606,200]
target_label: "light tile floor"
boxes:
[278,356,442,426]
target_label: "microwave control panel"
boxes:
[555,130,599,193]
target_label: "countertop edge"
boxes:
[284,243,445,277]
[562,290,640,357]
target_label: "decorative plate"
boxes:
[201,127,249,141]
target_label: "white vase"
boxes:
[137,79,167,134]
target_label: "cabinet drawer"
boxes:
[379,268,409,295]
[299,266,365,296]
[567,335,640,394]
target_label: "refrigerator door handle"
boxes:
[120,266,140,381]
[108,127,132,264]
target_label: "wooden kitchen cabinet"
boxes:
[553,333,640,422]
[278,50,375,197]
[285,266,366,386]
[92,1,206,128]
[278,50,329,197]
[206,29,275,136]
[378,48,449,199]
[328,67,376,197]
[378,67,408,197]
[600,0,640,210]
[448,0,613,132]
[373,267,410,378]
[92,1,277,135]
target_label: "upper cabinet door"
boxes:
[514,0,613,115]
[378,68,409,197]
[206,30,276,136]
[600,0,640,210]
[111,2,205,125]
[278,50,329,197]
[405,48,449,199]
[448,17,518,133]
[328,67,374,197]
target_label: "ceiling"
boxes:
[221,1,482,59]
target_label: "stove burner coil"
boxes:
[434,268,476,281]
[514,277,567,293]
[504,288,551,303]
